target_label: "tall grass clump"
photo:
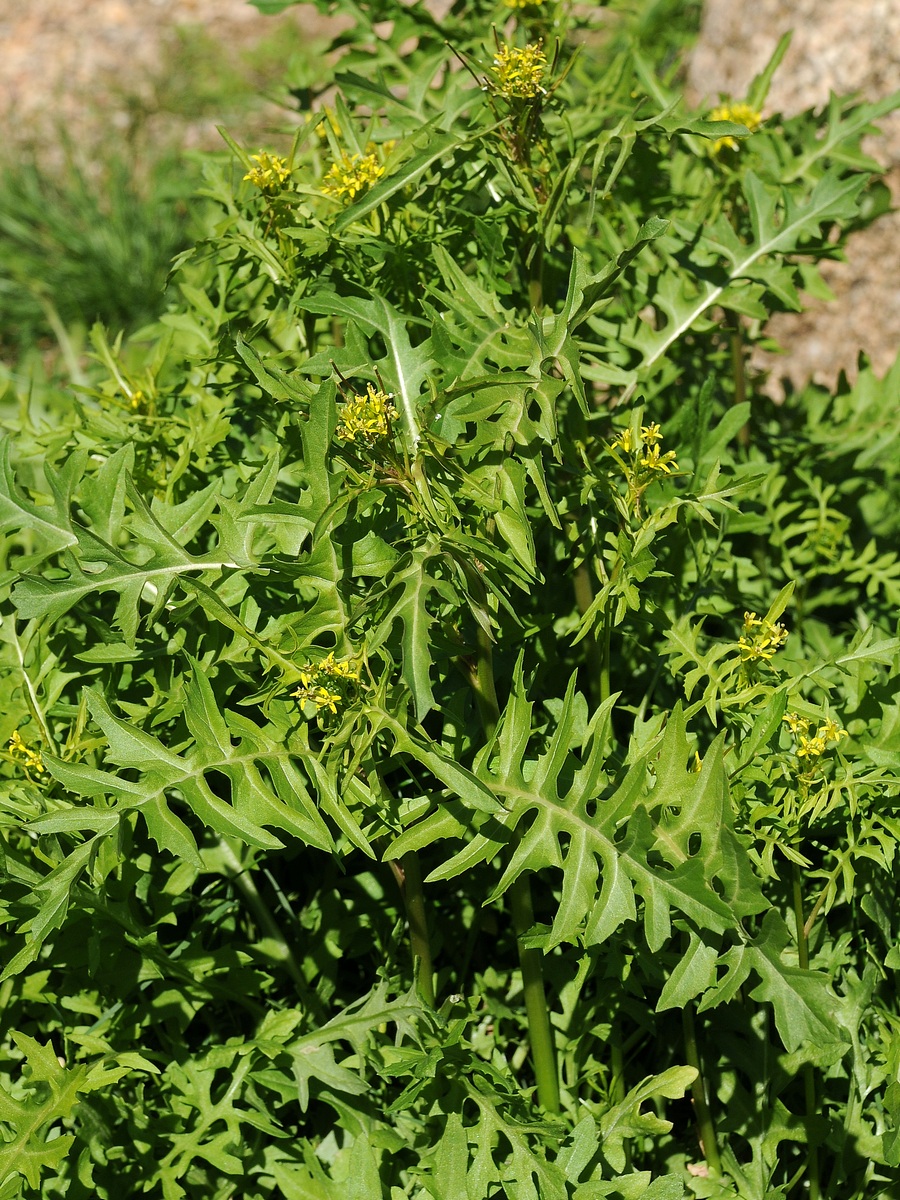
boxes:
[0,147,195,354]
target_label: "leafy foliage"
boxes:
[0,1,899,1197]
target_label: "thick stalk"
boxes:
[389,852,435,1007]
[599,605,613,706]
[792,865,821,1200]
[527,238,544,312]
[374,762,436,1007]
[682,1001,722,1176]
[610,1024,631,1168]
[509,860,560,1112]
[469,600,559,1111]
[473,621,501,741]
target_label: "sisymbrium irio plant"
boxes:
[1,2,900,1197]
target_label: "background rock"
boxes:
[688,0,900,394]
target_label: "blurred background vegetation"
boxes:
[0,10,335,395]
[0,1,706,390]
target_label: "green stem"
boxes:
[572,562,605,709]
[527,239,544,312]
[390,852,435,1007]
[792,865,821,1200]
[217,839,313,1005]
[610,1030,626,1104]
[472,619,501,741]
[469,597,558,1111]
[509,862,560,1112]
[599,605,612,706]
[682,1001,722,1176]
[610,1023,631,1168]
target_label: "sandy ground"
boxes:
[0,0,335,154]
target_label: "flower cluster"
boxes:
[738,611,788,664]
[243,152,292,194]
[784,712,848,761]
[709,102,763,154]
[612,422,678,474]
[291,653,362,716]
[504,0,547,7]
[322,150,384,201]
[336,383,398,446]
[608,420,679,515]
[8,730,45,776]
[491,42,547,100]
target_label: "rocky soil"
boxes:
[688,0,900,394]
[0,1,334,156]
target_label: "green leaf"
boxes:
[657,932,718,1011]
[42,680,348,869]
[0,1037,137,1191]
[332,132,460,232]
[392,676,761,951]
[599,1067,697,1173]
[698,911,842,1051]
[0,438,78,558]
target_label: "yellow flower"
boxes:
[504,0,547,7]
[709,102,763,154]
[491,42,547,101]
[291,652,362,716]
[243,151,292,194]
[609,420,679,514]
[797,731,828,759]
[786,714,847,759]
[639,443,678,476]
[8,730,45,775]
[738,611,788,663]
[783,712,810,737]
[820,718,847,743]
[322,150,385,201]
[336,383,399,446]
